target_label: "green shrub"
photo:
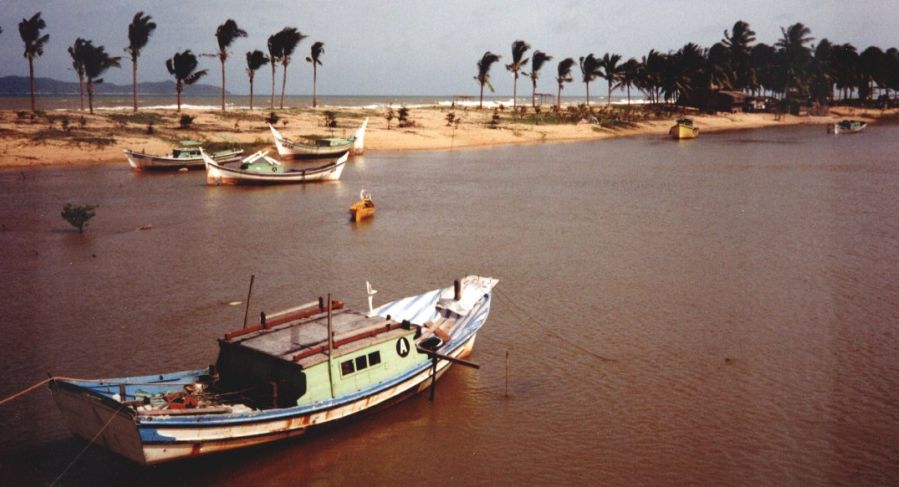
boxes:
[61,203,98,233]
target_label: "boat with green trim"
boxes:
[202,149,348,185]
[48,275,497,464]
[124,141,243,171]
[269,118,368,158]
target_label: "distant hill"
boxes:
[0,76,227,96]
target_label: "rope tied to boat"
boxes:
[493,287,617,363]
[49,402,126,487]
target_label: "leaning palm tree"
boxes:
[126,12,156,112]
[18,12,49,112]
[165,50,207,112]
[268,27,307,109]
[599,53,623,105]
[215,19,247,111]
[776,22,815,95]
[528,50,552,108]
[305,41,324,108]
[579,54,601,106]
[555,57,576,107]
[474,51,501,109]
[267,33,283,110]
[67,38,90,111]
[246,50,269,110]
[82,43,121,114]
[505,40,530,108]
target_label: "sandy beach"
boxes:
[0,104,895,168]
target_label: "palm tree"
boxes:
[555,58,576,107]
[126,12,156,112]
[750,43,777,96]
[616,58,640,104]
[82,43,121,114]
[215,19,247,111]
[722,20,756,91]
[474,51,501,108]
[831,43,859,101]
[528,50,552,108]
[810,39,835,103]
[305,41,324,108]
[505,40,530,108]
[18,12,49,112]
[246,50,269,110]
[858,46,885,102]
[268,27,307,109]
[165,50,207,112]
[267,33,283,110]
[706,42,734,91]
[776,22,815,96]
[67,38,90,111]
[579,54,601,105]
[599,53,623,105]
[641,49,666,104]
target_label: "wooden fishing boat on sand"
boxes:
[828,119,867,134]
[270,118,368,158]
[202,149,348,185]
[349,189,375,222]
[48,276,497,465]
[669,118,699,140]
[124,141,243,171]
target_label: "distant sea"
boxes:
[0,94,644,111]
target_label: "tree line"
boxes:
[474,20,899,110]
[13,12,327,114]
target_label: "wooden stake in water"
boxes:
[242,274,255,329]
[505,350,510,398]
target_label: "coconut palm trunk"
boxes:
[312,63,317,108]
[132,60,138,111]
[280,63,288,109]
[271,64,276,110]
[28,58,35,112]
[221,62,226,111]
[249,72,255,110]
[78,74,84,111]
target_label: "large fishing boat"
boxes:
[49,276,497,465]
[202,149,348,185]
[269,118,368,158]
[668,118,700,140]
[124,142,243,171]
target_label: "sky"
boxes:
[1,0,897,97]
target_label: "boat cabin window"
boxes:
[340,360,354,376]
[355,355,368,371]
[340,351,383,376]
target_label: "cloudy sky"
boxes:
[1,0,897,97]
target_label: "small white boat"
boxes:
[829,119,867,134]
[124,142,243,171]
[48,276,498,465]
[270,118,368,158]
[202,149,347,185]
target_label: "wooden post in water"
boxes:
[242,274,255,329]
[429,354,438,401]
[505,351,510,398]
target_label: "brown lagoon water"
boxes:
[1,123,899,485]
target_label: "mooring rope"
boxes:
[0,378,54,406]
[493,287,617,363]
[49,402,125,487]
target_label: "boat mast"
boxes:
[327,293,335,399]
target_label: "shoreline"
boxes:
[1,105,896,169]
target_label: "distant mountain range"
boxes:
[0,76,227,97]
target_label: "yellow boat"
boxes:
[349,189,375,222]
[669,118,699,140]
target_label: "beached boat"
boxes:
[829,119,867,134]
[270,118,368,158]
[349,189,375,222]
[49,276,497,465]
[202,149,347,185]
[124,141,243,171]
[669,118,700,140]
